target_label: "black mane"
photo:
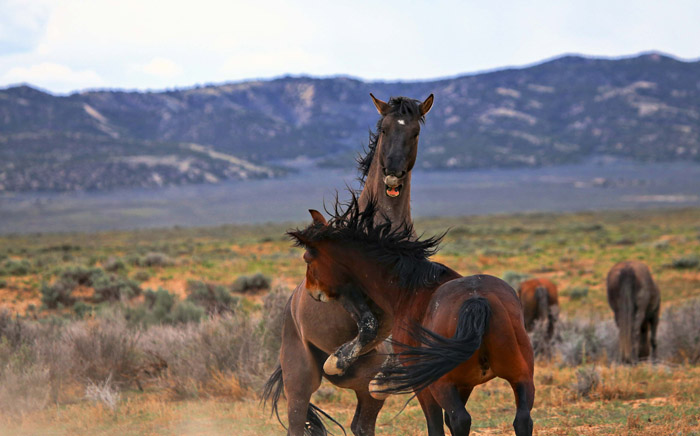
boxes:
[357,96,426,184]
[289,192,446,291]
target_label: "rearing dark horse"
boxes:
[263,93,434,436]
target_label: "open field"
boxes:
[1,207,699,435]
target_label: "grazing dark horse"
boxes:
[518,278,559,339]
[263,94,434,436]
[606,261,660,363]
[291,197,535,436]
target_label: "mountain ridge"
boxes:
[1,52,699,192]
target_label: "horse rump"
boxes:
[377,296,491,394]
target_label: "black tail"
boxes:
[261,363,285,428]
[535,286,548,319]
[261,362,346,436]
[379,296,491,394]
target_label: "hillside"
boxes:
[1,52,699,192]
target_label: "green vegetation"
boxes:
[0,207,699,434]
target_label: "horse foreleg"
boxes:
[511,381,534,436]
[324,287,379,375]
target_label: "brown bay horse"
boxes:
[518,278,559,339]
[263,94,434,436]
[291,196,535,436]
[606,260,660,363]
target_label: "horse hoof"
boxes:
[323,355,344,375]
[368,379,390,400]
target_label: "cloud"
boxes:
[1,62,103,93]
[0,0,53,55]
[134,57,183,78]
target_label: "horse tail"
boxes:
[618,267,637,363]
[262,362,345,436]
[261,363,285,428]
[379,296,491,394]
[535,286,548,320]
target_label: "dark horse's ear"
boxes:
[370,93,390,116]
[420,94,434,116]
[309,209,327,225]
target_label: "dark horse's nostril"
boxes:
[395,171,406,178]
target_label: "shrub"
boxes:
[563,286,589,301]
[501,271,531,290]
[170,301,206,324]
[186,280,238,314]
[0,259,31,276]
[103,257,126,273]
[671,255,699,270]
[557,318,617,365]
[573,366,600,398]
[231,273,271,294]
[58,265,104,286]
[41,280,76,309]
[658,298,700,364]
[73,301,93,319]
[132,271,150,282]
[92,275,141,302]
[0,279,7,289]
[141,252,175,267]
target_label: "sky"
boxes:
[1,0,699,94]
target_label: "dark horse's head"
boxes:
[358,94,433,198]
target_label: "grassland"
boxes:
[1,207,699,435]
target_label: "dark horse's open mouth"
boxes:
[385,184,403,198]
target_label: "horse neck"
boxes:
[358,157,412,229]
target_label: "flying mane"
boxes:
[357,97,426,184]
[288,192,446,291]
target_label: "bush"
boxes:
[186,280,238,314]
[671,255,699,270]
[0,259,31,276]
[573,366,600,398]
[0,279,7,289]
[141,252,175,267]
[72,301,94,319]
[132,271,150,282]
[170,301,206,324]
[92,275,141,302]
[556,318,617,365]
[501,271,531,290]
[231,273,271,294]
[41,280,76,309]
[58,265,104,286]
[563,286,589,301]
[658,298,700,364]
[103,257,126,273]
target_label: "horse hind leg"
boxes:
[440,385,473,436]
[511,381,534,436]
[350,390,384,436]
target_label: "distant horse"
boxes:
[290,196,535,436]
[606,261,660,363]
[263,93,434,436]
[518,278,559,339]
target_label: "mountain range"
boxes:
[1,52,699,192]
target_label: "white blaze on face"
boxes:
[397,119,405,125]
